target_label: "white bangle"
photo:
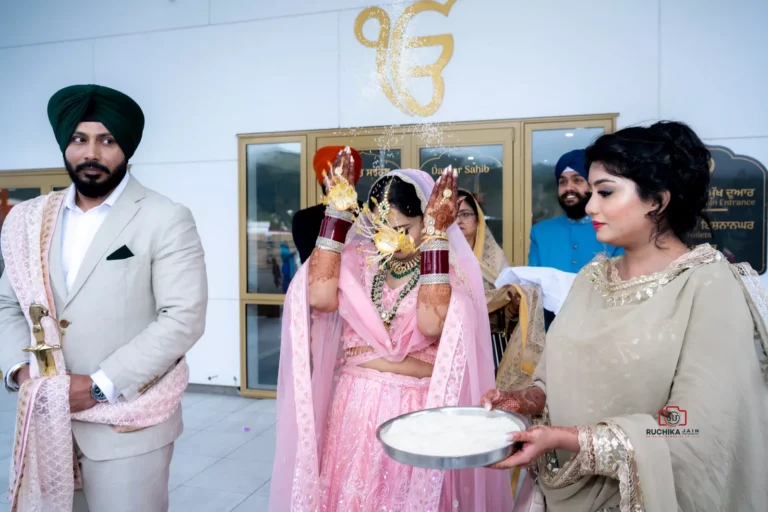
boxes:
[325,207,355,223]
[421,239,449,252]
[315,237,345,254]
[419,274,450,285]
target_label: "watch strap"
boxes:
[91,381,108,403]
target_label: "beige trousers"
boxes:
[72,442,174,512]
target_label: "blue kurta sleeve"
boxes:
[528,225,541,266]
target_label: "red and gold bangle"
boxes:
[316,211,353,254]
[420,242,450,285]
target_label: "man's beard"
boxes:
[65,159,128,199]
[558,190,591,220]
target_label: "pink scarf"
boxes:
[1,191,189,511]
[269,169,512,511]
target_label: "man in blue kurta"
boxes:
[528,148,622,329]
[528,148,622,272]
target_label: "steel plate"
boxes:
[376,406,529,470]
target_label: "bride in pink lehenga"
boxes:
[269,148,512,511]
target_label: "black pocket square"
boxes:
[106,245,134,261]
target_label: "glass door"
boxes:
[523,119,614,263]
[410,127,516,262]
[238,136,306,397]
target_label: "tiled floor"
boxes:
[0,389,275,512]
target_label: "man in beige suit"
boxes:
[0,85,207,511]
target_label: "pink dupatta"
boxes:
[1,191,189,511]
[269,170,512,511]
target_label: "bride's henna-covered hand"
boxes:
[424,166,459,232]
[417,283,451,334]
[308,249,340,286]
[508,288,522,313]
[480,386,547,416]
[416,168,457,337]
[309,147,355,312]
[308,249,342,312]
[324,146,357,195]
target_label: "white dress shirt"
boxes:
[60,173,131,403]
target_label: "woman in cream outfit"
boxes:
[483,121,768,511]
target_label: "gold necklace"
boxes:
[389,254,421,278]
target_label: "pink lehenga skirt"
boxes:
[319,364,449,512]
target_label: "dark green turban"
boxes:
[47,84,145,160]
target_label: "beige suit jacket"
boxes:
[0,176,208,461]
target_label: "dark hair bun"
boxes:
[368,176,423,218]
[585,120,711,241]
[650,121,712,178]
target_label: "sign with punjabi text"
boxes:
[687,146,767,273]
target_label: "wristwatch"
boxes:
[90,381,108,403]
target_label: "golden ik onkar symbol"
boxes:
[354,0,457,118]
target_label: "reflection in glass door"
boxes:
[245,142,302,295]
[245,304,282,390]
[239,136,306,396]
[412,128,515,260]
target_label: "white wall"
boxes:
[1,0,766,385]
